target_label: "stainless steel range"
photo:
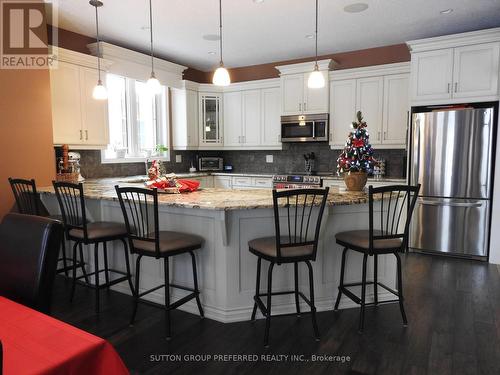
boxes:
[272,174,322,189]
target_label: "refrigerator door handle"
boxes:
[419,199,483,208]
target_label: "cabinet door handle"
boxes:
[85,130,88,140]
[454,82,458,93]
[79,130,83,140]
[304,102,307,111]
[383,131,387,140]
[299,103,302,111]
[447,83,450,93]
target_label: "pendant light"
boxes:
[307,0,325,89]
[90,0,107,100]
[212,0,231,86]
[146,0,162,94]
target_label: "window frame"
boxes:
[101,73,170,164]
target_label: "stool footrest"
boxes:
[339,280,401,306]
[254,289,313,317]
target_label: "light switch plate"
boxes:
[175,154,182,163]
[266,155,273,163]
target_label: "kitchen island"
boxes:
[39,178,399,323]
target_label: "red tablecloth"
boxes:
[0,297,129,375]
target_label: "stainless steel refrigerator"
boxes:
[409,105,496,259]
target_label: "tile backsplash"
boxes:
[75,144,406,179]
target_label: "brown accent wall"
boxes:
[0,30,56,220]
[225,44,410,83]
[48,26,95,55]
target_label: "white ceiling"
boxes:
[55,0,500,71]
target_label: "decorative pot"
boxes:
[343,171,368,192]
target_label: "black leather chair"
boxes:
[248,188,329,347]
[8,177,76,277]
[334,184,420,332]
[115,186,204,339]
[0,213,63,314]
[53,181,134,314]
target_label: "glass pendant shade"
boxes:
[308,66,325,89]
[92,80,108,100]
[147,73,162,95]
[213,66,231,86]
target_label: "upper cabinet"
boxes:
[171,88,199,150]
[222,83,281,150]
[329,63,410,150]
[276,60,332,115]
[408,29,500,105]
[50,51,110,148]
[199,92,223,147]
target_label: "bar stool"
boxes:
[53,181,134,313]
[248,187,329,347]
[8,177,79,277]
[334,184,420,332]
[115,186,204,339]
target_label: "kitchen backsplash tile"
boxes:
[75,144,406,179]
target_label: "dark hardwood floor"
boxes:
[50,253,500,375]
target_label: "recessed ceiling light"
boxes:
[440,8,453,15]
[208,51,216,55]
[305,34,315,39]
[202,34,220,41]
[253,0,264,3]
[344,3,369,13]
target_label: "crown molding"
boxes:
[329,62,410,80]
[51,46,113,70]
[275,59,335,75]
[407,27,500,53]
[222,78,280,92]
[87,42,186,75]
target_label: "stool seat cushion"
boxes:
[132,231,204,255]
[248,236,314,259]
[335,230,402,252]
[69,222,127,240]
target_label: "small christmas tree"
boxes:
[336,111,376,175]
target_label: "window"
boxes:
[102,73,169,162]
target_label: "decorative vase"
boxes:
[343,171,368,192]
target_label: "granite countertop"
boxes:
[39,177,378,211]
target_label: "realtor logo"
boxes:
[1,0,58,69]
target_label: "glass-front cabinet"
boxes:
[199,93,223,146]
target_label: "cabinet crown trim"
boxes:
[87,42,187,75]
[329,62,410,80]
[275,59,335,75]
[407,27,500,53]
[51,46,113,70]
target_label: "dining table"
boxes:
[0,296,129,375]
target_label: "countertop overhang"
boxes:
[39,177,384,211]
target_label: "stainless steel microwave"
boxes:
[198,157,223,171]
[281,113,329,142]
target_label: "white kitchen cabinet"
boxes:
[171,88,198,150]
[410,49,454,102]
[223,91,243,147]
[303,71,329,113]
[242,90,262,146]
[280,72,329,115]
[199,93,223,147]
[281,74,304,115]
[329,79,356,148]
[261,87,281,147]
[214,175,232,189]
[383,74,409,145]
[50,61,109,148]
[356,76,384,145]
[408,31,500,104]
[190,176,214,188]
[453,43,499,99]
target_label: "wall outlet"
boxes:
[266,155,273,163]
[175,154,182,163]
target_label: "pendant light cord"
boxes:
[314,0,318,67]
[94,4,101,82]
[149,0,155,74]
[219,0,223,67]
